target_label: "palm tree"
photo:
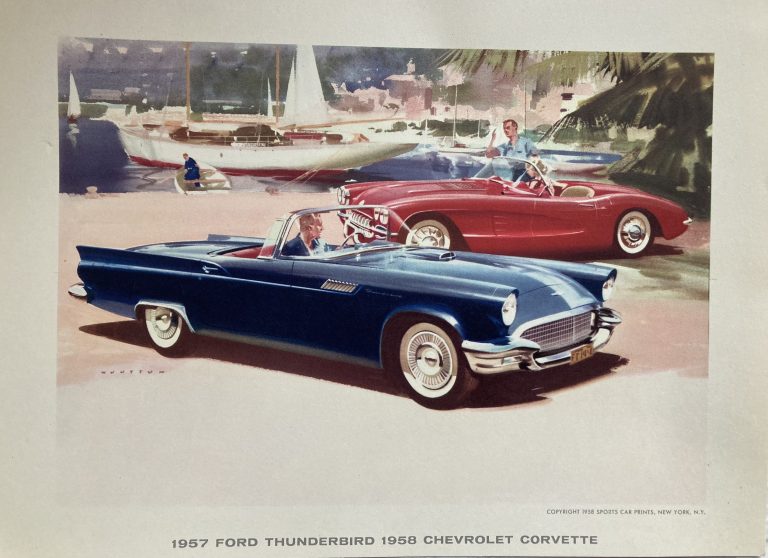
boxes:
[440,50,713,216]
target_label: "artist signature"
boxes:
[100,368,166,375]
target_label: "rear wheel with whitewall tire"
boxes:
[615,210,653,255]
[142,305,195,356]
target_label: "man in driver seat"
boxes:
[282,213,328,256]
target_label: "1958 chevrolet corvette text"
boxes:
[69,205,622,408]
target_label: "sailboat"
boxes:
[116,44,417,178]
[67,71,81,123]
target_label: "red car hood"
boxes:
[345,178,499,203]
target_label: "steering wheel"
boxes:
[536,180,555,197]
[488,175,508,188]
[338,234,359,250]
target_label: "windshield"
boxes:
[264,206,408,259]
[473,156,549,183]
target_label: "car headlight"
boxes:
[602,277,615,301]
[374,207,389,225]
[336,186,349,205]
[501,293,518,326]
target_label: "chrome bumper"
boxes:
[462,308,622,374]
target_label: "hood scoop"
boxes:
[407,248,457,261]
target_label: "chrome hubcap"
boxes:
[621,220,647,248]
[412,226,447,247]
[406,332,453,390]
[150,309,178,339]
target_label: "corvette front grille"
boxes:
[346,210,371,229]
[520,312,594,352]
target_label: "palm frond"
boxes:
[438,49,529,78]
[555,53,713,129]
[522,51,604,88]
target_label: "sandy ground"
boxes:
[56,191,711,510]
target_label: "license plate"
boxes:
[570,344,594,365]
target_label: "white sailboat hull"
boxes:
[118,126,417,176]
[539,148,623,175]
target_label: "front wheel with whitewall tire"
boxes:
[392,321,478,409]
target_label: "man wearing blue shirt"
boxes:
[485,119,538,159]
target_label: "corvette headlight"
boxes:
[374,207,389,225]
[602,277,615,301]
[501,293,518,326]
[336,186,349,205]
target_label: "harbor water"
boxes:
[58,118,488,195]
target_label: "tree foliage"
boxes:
[441,48,713,215]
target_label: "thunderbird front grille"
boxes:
[520,311,594,352]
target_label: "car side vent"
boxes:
[321,279,358,293]
[439,251,456,261]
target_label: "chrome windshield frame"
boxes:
[474,156,554,190]
[260,205,406,261]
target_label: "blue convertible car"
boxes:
[69,205,622,408]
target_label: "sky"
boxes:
[58,37,450,107]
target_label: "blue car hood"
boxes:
[349,248,597,299]
[405,251,564,291]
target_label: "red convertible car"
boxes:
[337,156,692,256]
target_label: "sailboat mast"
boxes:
[523,53,527,133]
[184,42,191,125]
[275,47,280,126]
[452,84,458,145]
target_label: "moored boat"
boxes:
[117,44,417,177]
[119,124,416,178]
[539,147,623,174]
[174,162,231,194]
